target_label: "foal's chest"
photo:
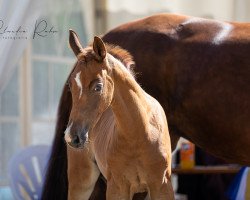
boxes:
[109,158,149,193]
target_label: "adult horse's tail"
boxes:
[41,83,71,200]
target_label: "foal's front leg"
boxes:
[67,146,100,200]
[106,178,130,200]
[149,179,174,200]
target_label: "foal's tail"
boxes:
[41,83,71,200]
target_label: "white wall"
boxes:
[173,0,235,20]
[106,0,250,30]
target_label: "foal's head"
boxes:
[64,30,115,148]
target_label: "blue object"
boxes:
[227,167,247,200]
[8,145,51,200]
[0,187,14,200]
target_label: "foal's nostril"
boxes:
[80,126,89,142]
[80,132,88,141]
[72,135,80,145]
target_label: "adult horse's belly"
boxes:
[173,69,250,165]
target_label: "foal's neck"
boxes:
[110,56,150,137]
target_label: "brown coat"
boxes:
[103,14,250,165]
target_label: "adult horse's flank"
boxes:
[42,14,250,200]
[64,30,173,199]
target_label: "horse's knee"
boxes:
[148,179,174,200]
[67,146,100,199]
[106,179,130,200]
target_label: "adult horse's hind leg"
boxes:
[67,146,100,200]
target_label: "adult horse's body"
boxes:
[103,14,250,164]
[42,14,250,200]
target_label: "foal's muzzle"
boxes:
[64,125,89,148]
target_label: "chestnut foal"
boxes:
[64,30,174,200]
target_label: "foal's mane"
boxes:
[106,44,135,72]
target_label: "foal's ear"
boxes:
[93,36,106,61]
[69,29,84,58]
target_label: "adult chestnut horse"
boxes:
[42,14,250,199]
[64,31,173,200]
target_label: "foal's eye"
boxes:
[94,83,103,92]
